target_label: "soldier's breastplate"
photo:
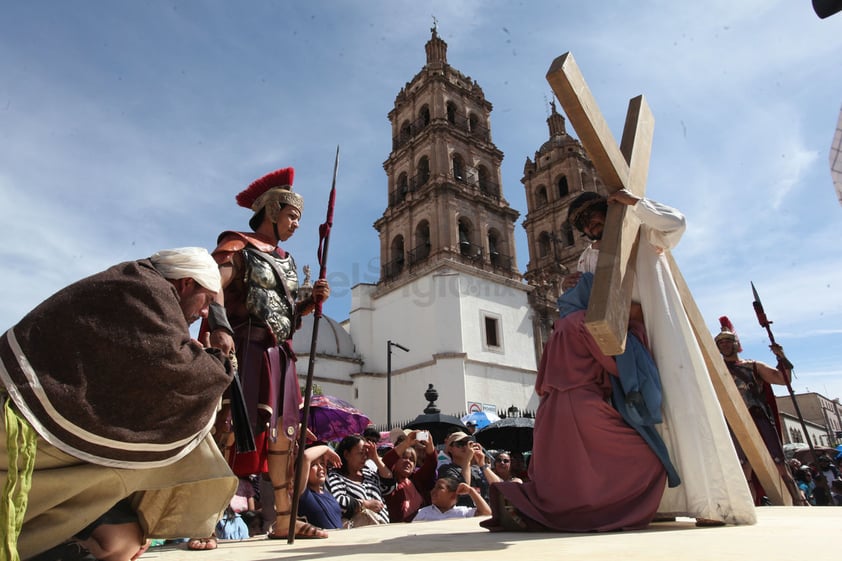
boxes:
[242,249,298,341]
[729,363,768,412]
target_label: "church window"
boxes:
[418,156,430,185]
[536,185,548,205]
[481,312,503,351]
[446,101,457,124]
[413,221,431,262]
[452,153,464,181]
[459,220,473,256]
[538,232,551,258]
[488,230,501,267]
[558,175,569,197]
[468,113,478,132]
[396,172,408,204]
[478,165,492,194]
[420,105,431,126]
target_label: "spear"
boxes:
[750,281,819,466]
[288,146,339,543]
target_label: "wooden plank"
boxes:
[546,52,629,192]
[620,95,653,198]
[547,54,654,355]
[547,49,787,505]
[666,252,792,506]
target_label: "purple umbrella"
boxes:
[303,394,371,442]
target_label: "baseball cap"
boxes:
[389,427,411,445]
[445,431,473,447]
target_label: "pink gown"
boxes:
[489,310,667,532]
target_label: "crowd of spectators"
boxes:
[198,427,842,543]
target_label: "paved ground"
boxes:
[139,507,839,561]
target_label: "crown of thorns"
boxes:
[568,195,607,231]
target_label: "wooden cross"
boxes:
[546,52,791,506]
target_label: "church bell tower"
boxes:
[374,26,521,285]
[521,101,607,355]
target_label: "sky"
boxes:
[2,1,842,400]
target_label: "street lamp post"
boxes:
[387,340,410,427]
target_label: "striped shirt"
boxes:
[326,467,395,525]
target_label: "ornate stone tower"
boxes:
[521,100,607,356]
[374,26,521,285]
[349,27,538,425]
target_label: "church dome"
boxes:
[538,133,576,155]
[291,314,357,358]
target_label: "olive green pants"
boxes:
[1,395,236,559]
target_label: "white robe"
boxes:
[577,198,756,524]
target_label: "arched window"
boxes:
[396,172,408,203]
[392,236,405,264]
[418,156,430,185]
[488,230,501,266]
[420,105,430,126]
[558,175,569,197]
[478,165,490,193]
[400,120,411,141]
[458,219,472,256]
[536,185,548,205]
[446,101,457,124]
[452,153,464,181]
[538,232,551,258]
[386,235,405,279]
[468,113,478,132]
[415,221,431,261]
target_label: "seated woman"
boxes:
[326,435,395,527]
[298,443,343,531]
[382,430,438,522]
[491,452,523,484]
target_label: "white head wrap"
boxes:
[150,247,221,293]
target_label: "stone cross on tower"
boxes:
[546,52,791,505]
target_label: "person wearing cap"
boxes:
[0,247,238,560]
[464,420,478,435]
[203,167,330,542]
[553,188,756,527]
[438,431,501,509]
[714,316,804,506]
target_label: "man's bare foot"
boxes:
[186,537,218,550]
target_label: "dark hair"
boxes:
[362,426,381,441]
[248,206,266,231]
[335,434,364,474]
[437,476,460,492]
[248,203,290,231]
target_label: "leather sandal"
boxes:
[266,511,328,540]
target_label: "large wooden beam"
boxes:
[546,52,653,355]
[547,50,790,504]
[666,253,792,505]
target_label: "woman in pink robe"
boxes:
[483,276,667,532]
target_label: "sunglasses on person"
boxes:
[451,439,471,448]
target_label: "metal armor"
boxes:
[727,361,772,418]
[242,248,299,341]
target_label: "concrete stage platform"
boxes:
[141,507,839,561]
